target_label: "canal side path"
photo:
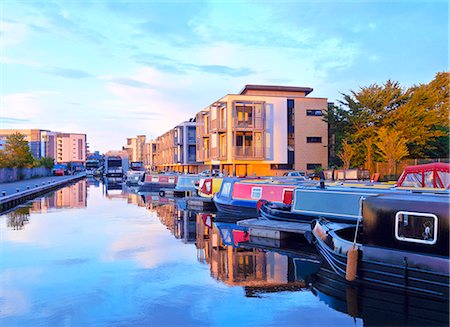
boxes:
[0,172,86,212]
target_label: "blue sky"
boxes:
[1,0,448,152]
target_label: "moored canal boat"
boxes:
[197,177,224,198]
[138,173,178,192]
[311,192,449,298]
[258,185,397,223]
[160,175,200,197]
[213,177,313,217]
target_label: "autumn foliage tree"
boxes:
[326,72,449,173]
[375,127,409,176]
[0,133,35,168]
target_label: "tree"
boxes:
[363,137,375,174]
[375,127,409,177]
[338,139,355,169]
[0,133,35,168]
[390,72,449,158]
[38,157,55,169]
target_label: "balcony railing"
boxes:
[233,146,264,159]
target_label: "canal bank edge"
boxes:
[0,173,87,213]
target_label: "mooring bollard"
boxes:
[16,188,20,192]
[36,184,38,187]
[2,191,6,196]
[27,186,30,190]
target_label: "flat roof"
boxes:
[239,84,314,96]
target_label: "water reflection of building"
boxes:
[126,193,146,207]
[29,179,87,212]
[153,204,197,244]
[195,214,306,296]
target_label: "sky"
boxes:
[1,0,448,153]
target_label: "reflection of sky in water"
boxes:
[0,180,359,326]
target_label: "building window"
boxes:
[306,110,323,116]
[287,99,295,109]
[307,137,322,143]
[271,164,293,170]
[395,211,438,245]
[307,163,322,170]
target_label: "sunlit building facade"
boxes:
[154,119,200,173]
[196,85,328,176]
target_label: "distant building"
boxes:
[56,133,87,164]
[143,140,157,170]
[195,84,328,176]
[154,119,200,173]
[123,135,146,163]
[0,129,87,164]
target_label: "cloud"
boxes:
[100,77,153,89]
[40,66,92,79]
[1,117,31,124]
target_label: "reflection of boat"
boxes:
[138,173,178,192]
[311,192,449,298]
[213,177,313,217]
[312,266,449,326]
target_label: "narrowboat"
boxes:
[311,192,449,298]
[396,162,450,189]
[138,173,178,192]
[259,185,398,223]
[160,175,200,197]
[197,177,224,198]
[213,177,312,217]
[125,161,145,185]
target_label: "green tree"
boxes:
[0,133,35,168]
[38,157,55,169]
[375,127,409,177]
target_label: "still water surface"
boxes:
[0,178,446,326]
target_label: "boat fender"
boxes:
[346,245,359,282]
[256,199,268,212]
[159,190,165,197]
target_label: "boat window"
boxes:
[251,187,262,199]
[221,182,232,197]
[152,176,159,182]
[395,211,438,245]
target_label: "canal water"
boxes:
[0,178,447,326]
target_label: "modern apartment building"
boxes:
[56,133,87,164]
[143,140,157,170]
[0,129,87,164]
[154,119,200,173]
[196,85,328,176]
[123,135,146,163]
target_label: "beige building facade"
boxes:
[196,85,328,176]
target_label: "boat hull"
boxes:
[312,220,449,299]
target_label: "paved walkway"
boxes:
[0,174,84,196]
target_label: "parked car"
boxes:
[283,171,306,177]
[199,169,222,177]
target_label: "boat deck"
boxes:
[237,218,310,239]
